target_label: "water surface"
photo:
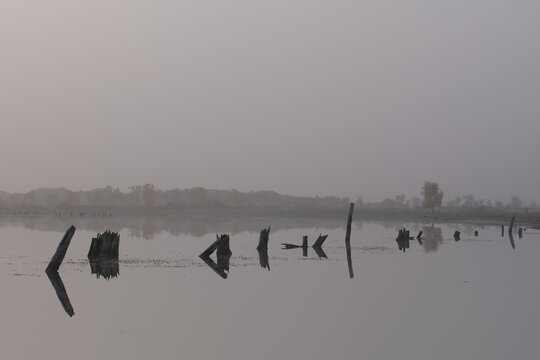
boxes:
[1,217,538,360]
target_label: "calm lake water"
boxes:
[1,216,539,360]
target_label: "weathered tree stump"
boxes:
[216,234,232,257]
[396,228,410,251]
[46,225,76,272]
[257,227,271,250]
[88,230,120,259]
[200,234,229,258]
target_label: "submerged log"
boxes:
[45,268,74,317]
[46,225,76,272]
[257,227,271,250]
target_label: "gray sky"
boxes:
[1,1,539,203]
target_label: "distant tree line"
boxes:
[0,183,535,217]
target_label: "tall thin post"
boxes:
[345,203,355,279]
[46,226,76,272]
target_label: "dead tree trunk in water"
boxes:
[200,234,229,258]
[88,231,120,259]
[217,234,232,257]
[345,203,354,279]
[46,225,76,272]
[257,227,271,250]
[509,216,515,234]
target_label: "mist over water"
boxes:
[1,1,539,203]
[1,2,540,359]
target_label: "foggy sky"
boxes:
[1,1,539,203]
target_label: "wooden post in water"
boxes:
[345,202,354,279]
[257,227,271,250]
[46,225,76,272]
[509,216,515,234]
[217,234,232,257]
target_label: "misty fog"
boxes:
[1,1,539,203]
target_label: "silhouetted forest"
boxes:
[0,185,537,219]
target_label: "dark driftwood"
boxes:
[45,269,74,317]
[257,227,271,250]
[200,234,229,258]
[257,247,270,271]
[345,202,354,279]
[454,231,461,241]
[312,234,328,248]
[46,225,76,272]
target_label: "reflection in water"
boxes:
[89,259,119,279]
[45,269,74,317]
[0,215,351,239]
[508,230,515,249]
[257,247,270,270]
[396,229,411,252]
[423,226,443,253]
[313,246,328,259]
[200,254,230,279]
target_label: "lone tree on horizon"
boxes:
[421,181,443,213]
